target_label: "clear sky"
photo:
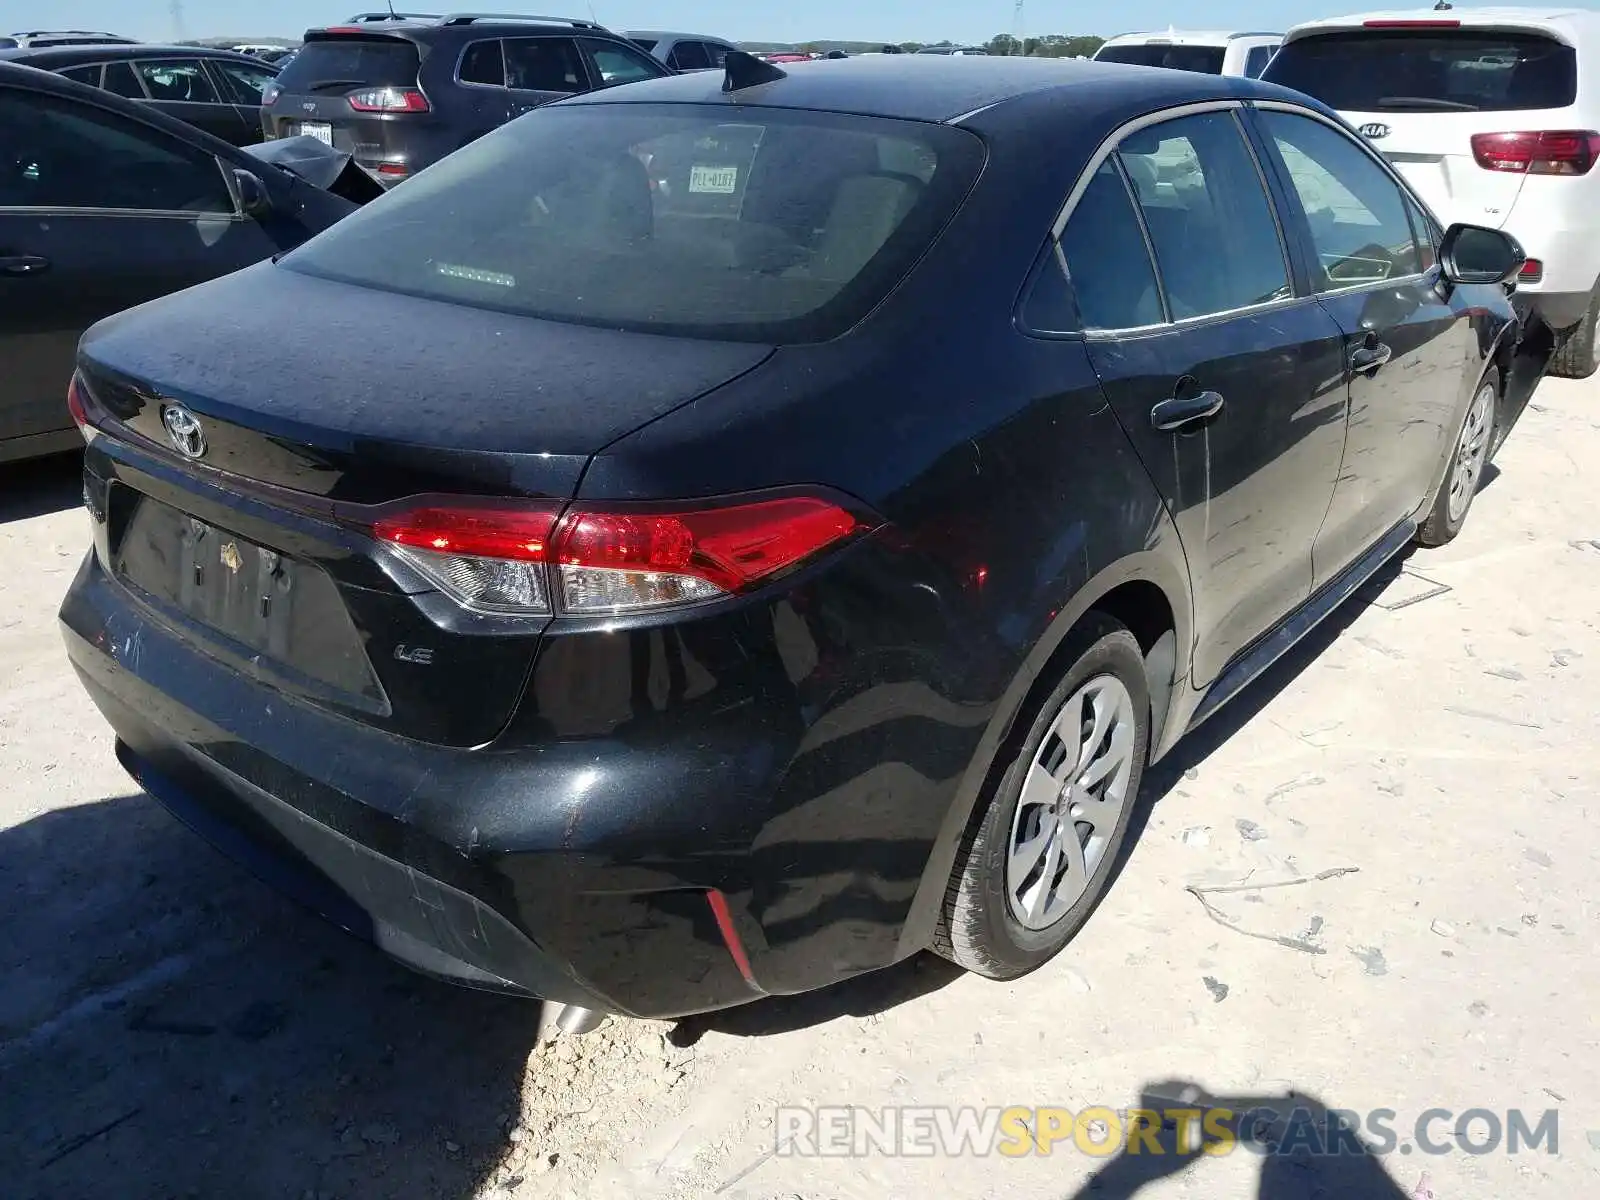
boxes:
[0,0,1536,47]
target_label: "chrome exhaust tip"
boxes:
[537,1002,606,1040]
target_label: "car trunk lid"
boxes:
[77,263,773,747]
[263,30,425,152]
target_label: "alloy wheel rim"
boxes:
[1005,674,1137,931]
[1447,383,1495,524]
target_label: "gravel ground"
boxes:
[3,372,1597,1199]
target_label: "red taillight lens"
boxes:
[347,87,429,112]
[374,503,561,614]
[1518,258,1544,283]
[554,497,864,612]
[66,374,97,443]
[375,162,409,176]
[66,375,88,428]
[374,504,560,560]
[1470,130,1600,176]
[371,494,868,616]
[262,83,281,105]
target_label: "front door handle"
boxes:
[0,254,49,276]
[1351,341,1392,373]
[1151,389,1225,433]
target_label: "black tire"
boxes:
[1418,366,1499,548]
[1548,291,1599,380]
[933,614,1150,980]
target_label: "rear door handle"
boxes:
[1351,342,1392,373]
[0,254,49,276]
[1150,389,1225,433]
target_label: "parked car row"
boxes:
[1094,11,1600,380]
[261,14,672,185]
[0,63,364,463]
[52,49,1546,1030]
[0,43,282,145]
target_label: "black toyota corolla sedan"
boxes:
[62,54,1541,1024]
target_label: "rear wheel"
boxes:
[1418,367,1498,548]
[934,616,1150,979]
[1548,289,1599,380]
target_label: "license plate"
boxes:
[297,121,333,146]
[111,495,383,702]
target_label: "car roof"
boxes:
[1283,7,1600,45]
[2,43,274,64]
[1100,29,1280,46]
[558,54,1304,125]
[305,15,615,40]
[626,31,734,43]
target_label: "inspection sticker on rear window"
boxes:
[689,165,739,194]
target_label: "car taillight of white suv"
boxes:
[1264,9,1600,378]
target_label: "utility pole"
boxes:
[170,0,188,42]
[1011,0,1025,55]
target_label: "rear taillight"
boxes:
[1519,258,1544,283]
[372,494,869,616]
[66,374,96,444]
[375,162,409,177]
[1470,131,1600,176]
[347,86,429,112]
[262,83,281,105]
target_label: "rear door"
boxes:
[1262,26,1578,230]
[665,40,711,72]
[452,37,513,137]
[1061,107,1350,685]
[577,37,670,90]
[204,55,281,145]
[55,62,105,87]
[503,36,589,116]
[1250,104,1481,584]
[0,84,276,448]
[130,57,252,144]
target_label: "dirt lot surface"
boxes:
[4,373,1598,1199]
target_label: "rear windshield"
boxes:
[273,36,421,91]
[629,37,658,53]
[1095,44,1226,73]
[281,104,984,343]
[1263,31,1577,112]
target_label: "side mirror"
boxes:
[1439,222,1525,285]
[232,168,273,218]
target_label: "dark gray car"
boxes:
[261,14,670,186]
[0,63,358,463]
[0,44,281,145]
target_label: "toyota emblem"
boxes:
[161,405,207,460]
[1358,122,1392,140]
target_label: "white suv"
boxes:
[1264,8,1600,377]
[1093,30,1283,78]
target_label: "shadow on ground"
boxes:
[0,535,1432,1195]
[0,793,534,1200]
[1,452,83,524]
[1063,1078,1417,1199]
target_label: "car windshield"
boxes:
[281,104,985,343]
[1096,43,1227,73]
[1263,30,1577,112]
[272,37,421,91]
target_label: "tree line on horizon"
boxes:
[742,34,1108,58]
